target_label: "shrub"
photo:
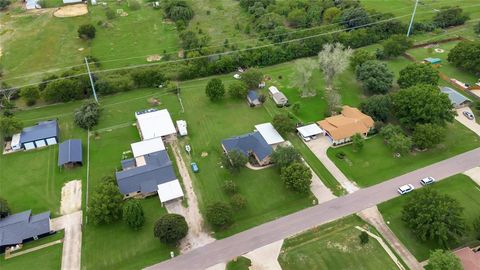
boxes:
[280,162,312,194]
[20,86,40,106]
[0,197,11,218]
[78,24,96,39]
[230,194,247,210]
[96,75,134,94]
[122,200,145,230]
[258,94,266,103]
[88,176,124,225]
[164,0,194,23]
[131,68,166,88]
[359,231,369,245]
[222,180,238,195]
[228,81,248,99]
[129,0,141,10]
[154,214,188,244]
[240,68,263,89]
[44,79,85,103]
[206,202,233,229]
[105,8,116,20]
[0,0,11,10]
[272,114,295,136]
[221,150,247,173]
[74,100,101,130]
[335,152,346,159]
[205,78,225,101]
[271,146,301,169]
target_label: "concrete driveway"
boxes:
[455,107,480,136]
[305,137,359,193]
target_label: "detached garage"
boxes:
[19,120,59,151]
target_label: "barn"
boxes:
[12,120,59,151]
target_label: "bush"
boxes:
[44,79,85,103]
[359,231,369,245]
[0,0,11,10]
[228,81,248,99]
[129,0,141,10]
[222,180,238,195]
[20,86,40,106]
[240,68,263,89]
[271,146,301,169]
[433,6,468,28]
[382,35,412,58]
[96,75,134,95]
[131,68,166,88]
[272,114,295,136]
[221,150,247,173]
[88,176,124,225]
[105,8,116,20]
[258,94,266,103]
[335,152,346,159]
[78,24,96,40]
[154,214,188,244]
[230,194,247,210]
[206,202,233,229]
[280,162,312,194]
[122,200,145,230]
[74,100,101,130]
[205,78,225,101]
[428,249,463,270]
[164,0,194,23]
[0,197,11,218]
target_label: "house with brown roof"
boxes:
[318,106,374,145]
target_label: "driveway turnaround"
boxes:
[145,147,480,270]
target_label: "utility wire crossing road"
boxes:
[146,147,480,270]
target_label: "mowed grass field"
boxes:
[0,243,63,270]
[327,121,480,187]
[378,174,480,261]
[278,215,399,270]
[175,77,316,238]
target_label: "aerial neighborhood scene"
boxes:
[1,0,480,269]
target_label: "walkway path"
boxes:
[455,107,480,136]
[354,226,405,270]
[7,240,63,259]
[358,207,422,270]
[167,140,215,253]
[305,137,359,193]
[146,147,480,270]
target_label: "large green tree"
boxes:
[382,35,413,58]
[428,250,463,270]
[0,116,23,139]
[340,7,370,29]
[240,68,263,89]
[386,133,412,154]
[392,84,454,129]
[20,86,40,106]
[205,78,225,101]
[360,95,390,122]
[402,188,466,245]
[74,100,101,130]
[78,24,96,40]
[44,79,84,103]
[397,63,439,89]
[206,202,234,229]
[122,200,145,230]
[447,41,480,74]
[228,81,248,99]
[350,49,375,70]
[356,60,394,94]
[412,123,446,150]
[221,150,248,173]
[433,6,468,28]
[154,214,188,244]
[272,114,295,136]
[280,162,312,194]
[164,0,194,22]
[88,176,124,225]
[271,146,302,169]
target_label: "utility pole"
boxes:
[407,0,419,37]
[84,57,98,103]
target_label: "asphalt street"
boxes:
[146,147,480,270]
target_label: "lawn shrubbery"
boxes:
[74,100,101,130]
[206,202,234,229]
[154,213,188,244]
[122,200,145,230]
[88,176,124,225]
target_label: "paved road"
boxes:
[146,147,480,270]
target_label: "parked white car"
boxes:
[420,177,435,186]
[398,184,415,195]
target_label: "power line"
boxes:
[0,0,460,83]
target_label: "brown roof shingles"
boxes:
[318,106,374,141]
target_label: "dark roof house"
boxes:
[221,131,272,165]
[0,210,51,248]
[20,120,59,145]
[115,150,177,196]
[247,90,261,107]
[58,139,83,167]
[440,87,471,108]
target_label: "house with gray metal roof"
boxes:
[58,139,83,168]
[247,90,261,107]
[115,150,179,199]
[0,210,51,251]
[440,87,471,108]
[221,131,273,166]
[12,120,59,151]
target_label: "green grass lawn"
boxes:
[175,77,315,238]
[378,174,480,261]
[327,121,480,187]
[278,215,399,270]
[0,243,63,270]
[226,256,252,270]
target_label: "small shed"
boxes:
[176,120,188,136]
[272,92,288,106]
[424,57,441,64]
[58,139,83,168]
[247,90,261,107]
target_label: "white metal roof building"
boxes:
[297,124,324,138]
[254,123,285,145]
[135,109,176,140]
[157,180,184,203]
[268,86,280,95]
[176,120,188,136]
[130,137,166,158]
